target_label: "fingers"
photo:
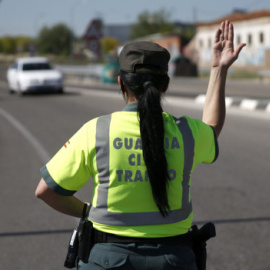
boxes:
[219,20,233,42]
[228,22,233,42]
[219,21,225,41]
[225,20,246,57]
[224,20,229,40]
[234,43,246,58]
[214,28,222,43]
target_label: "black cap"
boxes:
[119,41,170,74]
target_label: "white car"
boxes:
[7,57,64,94]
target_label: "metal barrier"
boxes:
[55,64,104,82]
[258,69,270,81]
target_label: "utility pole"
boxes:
[193,7,197,24]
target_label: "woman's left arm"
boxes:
[35,178,86,218]
[202,21,246,137]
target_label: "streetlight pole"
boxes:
[69,2,76,60]
[34,13,45,38]
[69,0,87,61]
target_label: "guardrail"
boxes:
[55,64,104,81]
[55,64,270,83]
[258,69,270,79]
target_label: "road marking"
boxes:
[193,93,270,112]
[0,107,50,163]
[164,96,203,111]
[240,99,258,110]
[225,97,234,107]
[195,94,206,104]
[195,95,233,107]
[66,86,270,121]
[0,106,80,225]
[66,86,120,99]
[265,103,270,113]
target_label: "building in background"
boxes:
[190,10,270,70]
[130,33,197,76]
[82,19,196,76]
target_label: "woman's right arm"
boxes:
[35,178,86,218]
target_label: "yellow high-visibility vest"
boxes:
[41,103,218,237]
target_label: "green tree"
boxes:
[37,23,72,56]
[0,36,16,54]
[130,9,174,39]
[174,24,196,40]
[101,37,120,54]
[15,36,35,53]
[36,27,51,53]
[0,35,35,54]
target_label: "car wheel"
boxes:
[58,88,64,94]
[9,88,15,94]
[17,83,24,96]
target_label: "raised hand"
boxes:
[211,20,246,68]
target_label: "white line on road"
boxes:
[266,103,270,113]
[66,86,121,99]
[0,107,50,163]
[240,99,259,110]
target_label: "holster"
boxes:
[191,222,216,270]
[64,203,94,268]
[77,218,94,263]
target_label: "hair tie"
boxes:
[143,81,153,90]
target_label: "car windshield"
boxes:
[22,62,52,71]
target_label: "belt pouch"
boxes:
[191,223,216,270]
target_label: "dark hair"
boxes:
[120,70,170,216]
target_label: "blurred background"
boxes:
[1,0,270,80]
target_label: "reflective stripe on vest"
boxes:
[89,115,194,226]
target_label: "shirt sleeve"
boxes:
[185,116,219,165]
[40,123,92,196]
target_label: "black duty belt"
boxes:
[94,229,193,247]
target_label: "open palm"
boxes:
[211,21,246,68]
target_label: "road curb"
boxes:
[65,81,270,113]
[195,94,270,113]
[2,77,270,113]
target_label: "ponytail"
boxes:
[139,81,170,216]
[120,71,170,216]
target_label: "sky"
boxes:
[1,0,270,38]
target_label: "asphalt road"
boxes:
[0,80,270,270]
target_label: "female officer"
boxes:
[35,21,245,269]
